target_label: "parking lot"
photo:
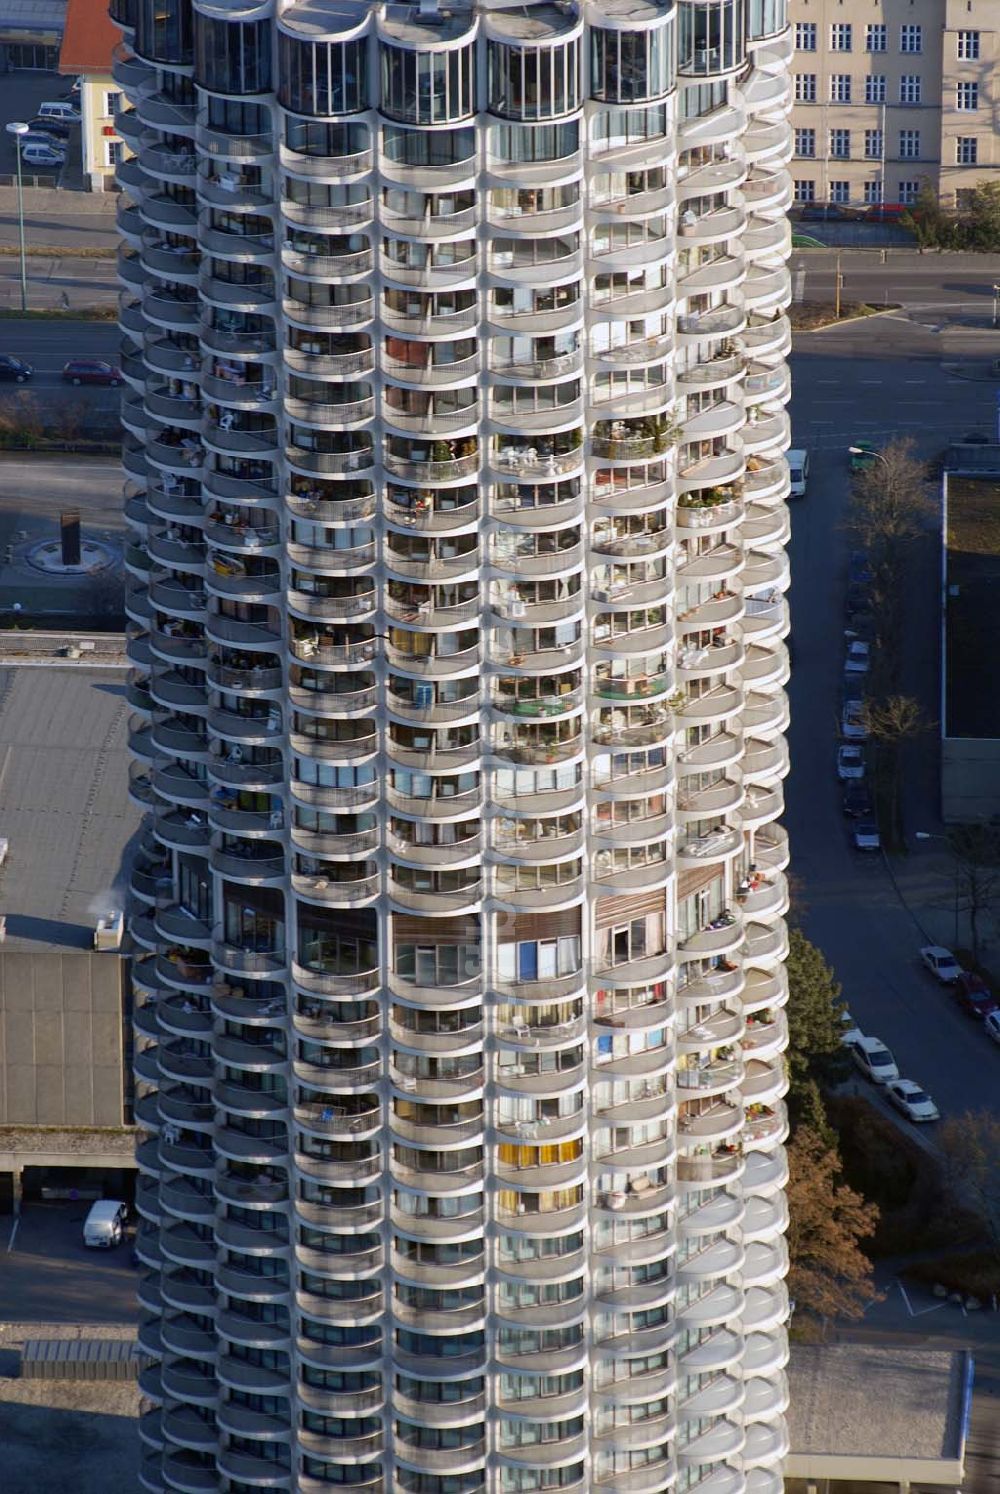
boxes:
[0,72,80,186]
[2,1201,137,1326]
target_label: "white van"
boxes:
[37,100,80,124]
[787,448,809,499]
[83,1199,128,1248]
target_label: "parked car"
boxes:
[845,584,871,619]
[793,203,866,223]
[885,1079,940,1123]
[951,979,999,1019]
[920,945,963,984]
[837,745,865,781]
[842,782,872,818]
[844,639,871,675]
[37,100,81,124]
[841,699,868,741]
[848,551,873,587]
[22,130,66,152]
[21,142,66,168]
[853,817,881,853]
[985,1010,1000,1045]
[61,359,123,386]
[846,1033,900,1085]
[27,116,70,139]
[0,355,32,382]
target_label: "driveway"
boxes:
[2,1201,136,1326]
[785,309,1000,1126]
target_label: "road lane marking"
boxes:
[6,1217,18,1251]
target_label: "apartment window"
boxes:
[104,89,122,117]
[866,24,886,53]
[830,74,851,104]
[829,181,849,205]
[794,127,815,158]
[829,129,850,160]
[957,31,980,62]
[866,75,886,104]
[830,24,852,52]
[956,136,979,166]
[900,25,922,54]
[794,179,815,204]
[864,129,883,160]
[898,181,918,205]
[864,181,883,206]
[956,82,979,112]
[105,139,123,168]
[794,73,816,103]
[898,129,920,160]
[795,21,816,52]
[899,75,921,104]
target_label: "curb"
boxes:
[792,304,904,334]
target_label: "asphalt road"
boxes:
[0,255,116,313]
[786,307,1000,1127]
[792,249,1000,318]
[0,317,121,422]
[0,452,124,529]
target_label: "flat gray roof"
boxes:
[788,1343,970,1466]
[0,665,140,953]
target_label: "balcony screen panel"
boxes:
[194,16,271,93]
[380,41,476,123]
[590,24,675,102]
[278,34,369,115]
[285,117,370,158]
[383,124,476,168]
[491,121,580,164]
[748,0,786,38]
[488,39,581,119]
[678,0,747,75]
[135,0,193,64]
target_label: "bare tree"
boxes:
[849,438,937,560]
[948,823,1000,963]
[862,695,931,849]
[938,1110,1000,1265]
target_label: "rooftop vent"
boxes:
[94,910,124,952]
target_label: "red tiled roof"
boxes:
[59,0,119,74]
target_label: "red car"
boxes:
[952,973,999,1019]
[62,358,122,386]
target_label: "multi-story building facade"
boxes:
[114,1,794,1490]
[790,0,997,211]
[59,0,127,192]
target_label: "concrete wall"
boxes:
[0,952,127,1126]
[942,736,1000,823]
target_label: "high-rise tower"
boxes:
[117,2,794,1490]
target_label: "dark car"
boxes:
[848,551,872,587]
[28,116,70,139]
[842,782,871,819]
[953,983,999,1019]
[0,355,32,382]
[794,203,865,223]
[62,359,122,386]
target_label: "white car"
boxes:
[985,1010,1000,1045]
[837,745,865,781]
[21,142,66,168]
[920,945,962,984]
[841,700,868,741]
[885,1079,940,1123]
[844,640,871,675]
[846,1033,899,1085]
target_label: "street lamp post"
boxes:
[915,830,959,948]
[847,445,890,474]
[5,122,29,313]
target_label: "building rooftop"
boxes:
[788,1343,970,1469]
[0,665,140,953]
[944,474,1000,739]
[59,0,118,74]
[1,0,66,38]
